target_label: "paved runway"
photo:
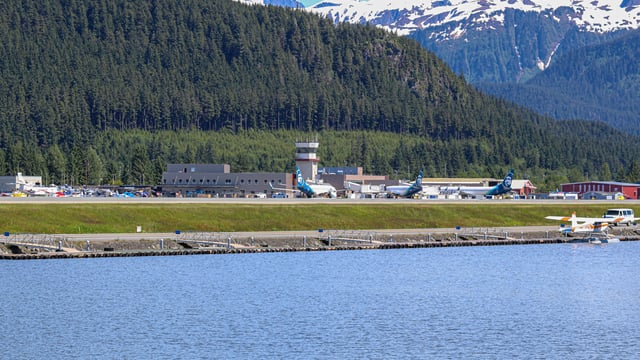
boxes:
[2,196,638,205]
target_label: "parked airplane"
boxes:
[545,212,625,243]
[15,173,58,197]
[442,169,514,198]
[270,167,338,198]
[545,212,619,234]
[385,169,423,198]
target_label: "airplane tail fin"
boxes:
[569,211,578,231]
[16,172,26,185]
[502,169,514,189]
[484,169,513,197]
[295,166,314,197]
[295,166,307,187]
[414,169,424,188]
[401,169,424,198]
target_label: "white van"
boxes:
[603,208,636,226]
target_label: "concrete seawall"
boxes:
[2,235,639,260]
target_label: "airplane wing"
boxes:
[545,215,619,223]
[604,217,626,223]
[545,215,572,221]
[268,182,298,193]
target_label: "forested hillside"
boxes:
[478,30,640,134]
[1,0,640,191]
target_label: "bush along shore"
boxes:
[2,228,640,260]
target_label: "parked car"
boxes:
[603,208,636,226]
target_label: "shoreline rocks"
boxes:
[2,228,639,260]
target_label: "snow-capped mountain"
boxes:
[237,0,640,82]
[237,0,640,132]
[237,0,640,36]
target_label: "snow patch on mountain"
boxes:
[237,0,640,35]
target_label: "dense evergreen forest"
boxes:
[1,0,640,191]
[478,30,640,135]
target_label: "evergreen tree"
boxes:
[86,146,105,185]
[131,144,150,185]
[600,162,612,181]
[615,166,626,182]
[626,160,640,183]
[69,144,87,186]
[46,145,67,185]
[0,149,6,175]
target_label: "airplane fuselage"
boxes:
[385,169,424,198]
[296,169,337,198]
[445,170,513,198]
[297,182,337,198]
[386,184,422,198]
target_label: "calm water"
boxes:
[1,242,639,359]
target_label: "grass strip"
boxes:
[0,203,632,234]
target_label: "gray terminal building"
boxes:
[160,164,295,198]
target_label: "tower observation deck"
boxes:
[295,141,319,182]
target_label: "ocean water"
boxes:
[1,242,639,359]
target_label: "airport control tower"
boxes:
[295,140,319,182]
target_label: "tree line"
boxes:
[1,129,639,193]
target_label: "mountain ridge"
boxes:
[240,0,640,133]
[238,0,640,35]
[478,30,640,134]
[239,0,640,83]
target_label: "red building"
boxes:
[560,181,640,199]
[511,180,537,197]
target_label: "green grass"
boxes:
[0,202,633,234]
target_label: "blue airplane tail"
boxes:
[414,169,424,190]
[502,169,514,189]
[486,169,514,196]
[296,167,306,187]
[404,169,424,197]
[295,166,314,197]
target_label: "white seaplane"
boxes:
[545,212,622,244]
